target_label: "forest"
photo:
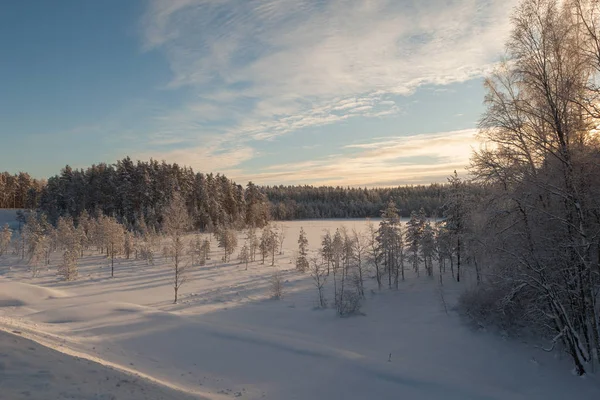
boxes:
[0,163,457,226]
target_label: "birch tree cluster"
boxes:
[458,0,600,375]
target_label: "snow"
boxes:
[0,329,199,400]
[0,219,599,400]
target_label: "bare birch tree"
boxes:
[163,192,191,304]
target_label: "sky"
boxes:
[0,0,518,187]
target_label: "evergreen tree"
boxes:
[296,227,309,272]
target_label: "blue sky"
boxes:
[0,0,517,186]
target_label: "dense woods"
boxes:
[0,172,45,209]
[33,159,271,232]
[264,184,449,219]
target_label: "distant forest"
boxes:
[0,160,455,227]
[264,185,449,219]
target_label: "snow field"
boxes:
[0,219,598,399]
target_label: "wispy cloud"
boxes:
[137,143,256,174]
[228,129,479,187]
[141,0,516,142]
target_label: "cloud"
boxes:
[141,0,516,140]
[228,129,479,187]
[136,144,256,174]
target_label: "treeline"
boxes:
[0,172,45,209]
[264,184,451,220]
[3,165,475,224]
[37,158,270,232]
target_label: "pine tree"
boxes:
[377,201,403,288]
[320,230,333,275]
[405,208,425,276]
[296,227,309,272]
[443,171,467,282]
[259,225,272,264]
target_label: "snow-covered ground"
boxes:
[0,329,199,400]
[0,219,599,399]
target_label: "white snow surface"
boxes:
[0,219,599,400]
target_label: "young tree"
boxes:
[23,213,47,276]
[405,208,425,277]
[259,225,272,264]
[103,216,125,278]
[442,172,467,282]
[277,224,287,255]
[123,231,134,260]
[320,230,333,275]
[366,219,383,290]
[201,238,211,262]
[331,229,343,305]
[189,235,203,266]
[58,248,78,281]
[217,228,238,262]
[352,229,368,298]
[377,201,404,288]
[163,192,191,304]
[420,222,436,277]
[268,227,279,266]
[296,227,309,272]
[247,228,259,262]
[0,223,12,256]
[270,269,284,299]
[239,243,250,270]
[435,222,452,283]
[309,257,328,308]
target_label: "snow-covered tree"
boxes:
[320,230,333,275]
[352,229,368,298]
[277,224,287,255]
[405,208,425,276]
[246,228,259,262]
[259,225,273,265]
[377,201,404,288]
[420,222,436,277]
[442,172,467,282]
[296,227,309,272]
[309,257,327,308]
[0,223,12,256]
[239,243,250,270]
[270,269,284,299]
[463,0,600,375]
[217,228,238,262]
[58,248,78,281]
[162,192,191,303]
[366,219,382,290]
[102,216,125,277]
